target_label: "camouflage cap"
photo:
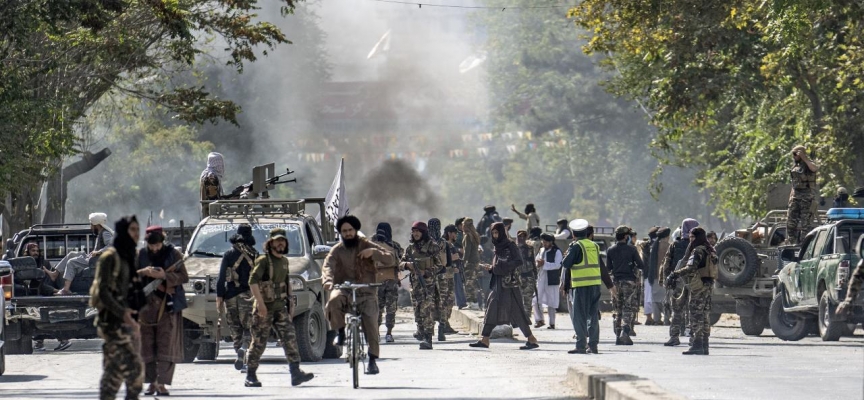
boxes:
[269,228,287,240]
[615,225,632,236]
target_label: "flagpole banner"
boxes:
[318,158,349,237]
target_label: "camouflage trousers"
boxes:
[463,262,482,303]
[414,281,437,335]
[433,272,455,325]
[687,279,713,339]
[225,293,253,352]
[787,194,815,245]
[409,272,425,331]
[614,280,639,333]
[377,279,399,329]
[519,274,537,319]
[667,280,690,338]
[247,307,300,368]
[98,326,144,400]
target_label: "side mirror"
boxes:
[780,247,800,263]
[312,245,331,260]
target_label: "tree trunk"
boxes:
[42,148,112,224]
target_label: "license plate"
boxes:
[46,308,81,323]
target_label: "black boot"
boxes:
[419,334,433,350]
[235,348,245,371]
[629,326,636,336]
[437,325,447,342]
[703,334,710,355]
[245,367,262,387]
[664,336,680,346]
[682,338,705,355]
[444,323,458,334]
[289,362,314,386]
[413,329,424,341]
[337,328,346,346]
[618,327,633,346]
[367,355,380,375]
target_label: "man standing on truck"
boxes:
[56,212,114,296]
[245,228,314,387]
[200,152,225,218]
[216,224,257,373]
[662,218,699,347]
[323,216,395,375]
[787,145,820,245]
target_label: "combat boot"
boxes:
[663,336,680,346]
[437,325,447,342]
[682,338,705,355]
[419,334,433,350]
[617,327,633,346]
[413,330,424,341]
[367,355,380,375]
[289,362,314,386]
[703,334,710,355]
[244,367,262,387]
[234,348,245,371]
[444,323,458,335]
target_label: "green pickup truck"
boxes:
[771,209,864,341]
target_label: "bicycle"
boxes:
[333,281,382,389]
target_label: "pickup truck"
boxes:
[181,198,340,363]
[0,224,102,354]
[771,209,864,341]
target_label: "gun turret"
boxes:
[227,163,296,199]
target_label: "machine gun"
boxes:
[227,164,296,199]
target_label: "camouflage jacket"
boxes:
[844,260,864,303]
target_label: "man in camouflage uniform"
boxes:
[443,224,464,328]
[516,230,537,320]
[428,218,455,342]
[787,145,819,245]
[607,226,645,345]
[92,216,146,400]
[216,224,257,372]
[245,228,314,387]
[371,222,403,344]
[667,227,717,355]
[461,218,482,307]
[452,218,468,309]
[663,219,699,346]
[401,221,443,349]
[836,259,864,315]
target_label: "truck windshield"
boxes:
[188,223,304,257]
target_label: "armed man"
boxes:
[244,228,314,387]
[216,224,258,373]
[787,144,819,244]
[371,222,403,344]
[666,227,718,355]
[323,216,395,375]
[607,226,645,345]
[662,219,699,346]
[401,221,444,349]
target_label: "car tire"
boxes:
[4,333,33,355]
[709,313,722,326]
[768,291,811,341]
[295,301,326,362]
[740,314,765,336]
[197,341,219,361]
[715,238,760,287]
[817,292,844,342]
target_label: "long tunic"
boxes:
[483,241,531,328]
[534,247,562,308]
[138,246,188,364]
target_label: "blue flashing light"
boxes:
[826,208,864,221]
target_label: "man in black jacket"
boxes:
[216,224,258,372]
[607,226,645,345]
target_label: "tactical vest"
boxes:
[570,239,602,288]
[790,162,816,191]
[699,249,719,280]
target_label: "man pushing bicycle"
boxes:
[323,215,396,375]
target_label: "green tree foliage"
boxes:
[569,0,864,217]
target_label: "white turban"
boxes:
[89,212,114,234]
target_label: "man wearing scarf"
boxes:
[200,152,225,218]
[646,227,672,325]
[477,205,502,239]
[787,145,819,244]
[468,223,539,350]
[461,218,482,308]
[216,224,258,372]
[515,230,537,323]
[532,233,561,329]
[371,222,403,344]
[451,221,469,309]
[401,221,443,349]
[91,216,146,400]
[56,212,114,296]
[428,218,456,342]
[323,216,394,375]
[662,218,699,346]
[137,226,189,396]
[667,227,718,355]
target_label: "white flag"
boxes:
[320,158,349,236]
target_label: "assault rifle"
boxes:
[227,167,296,199]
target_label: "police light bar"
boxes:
[826,208,864,221]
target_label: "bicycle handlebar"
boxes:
[333,282,383,290]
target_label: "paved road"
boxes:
[0,310,580,399]
[2,310,861,399]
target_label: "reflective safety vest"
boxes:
[570,239,602,288]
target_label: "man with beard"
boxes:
[200,152,225,218]
[216,224,258,372]
[323,216,395,374]
[645,227,671,325]
[371,222,403,344]
[607,226,645,345]
[554,219,573,240]
[667,227,718,355]
[461,218,482,308]
[91,216,146,400]
[27,243,59,351]
[444,224,467,317]
[662,219,699,346]
[428,218,456,342]
[245,228,314,387]
[137,226,189,396]
[533,233,561,329]
[515,230,537,321]
[452,219,469,310]
[477,205,502,238]
[511,203,540,231]
[786,145,819,244]
[401,221,443,349]
[56,212,114,296]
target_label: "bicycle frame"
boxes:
[334,281,382,389]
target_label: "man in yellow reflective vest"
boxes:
[559,220,614,354]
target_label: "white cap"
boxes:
[568,219,589,232]
[88,212,114,234]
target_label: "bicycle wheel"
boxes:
[352,322,361,389]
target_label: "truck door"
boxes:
[804,230,829,304]
[793,234,818,303]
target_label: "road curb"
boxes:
[567,364,686,400]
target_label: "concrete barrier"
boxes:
[566,364,686,400]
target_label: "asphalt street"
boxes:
[1,310,861,399]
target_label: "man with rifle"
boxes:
[401,221,443,350]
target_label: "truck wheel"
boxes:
[197,341,219,361]
[768,291,810,341]
[740,314,765,336]
[0,329,6,376]
[295,301,326,362]
[4,333,33,355]
[323,330,343,359]
[709,313,722,326]
[817,292,844,342]
[715,238,760,286]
